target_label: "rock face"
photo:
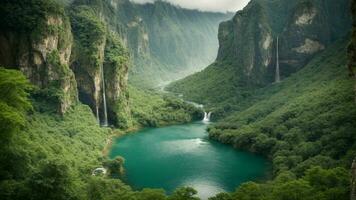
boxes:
[0,1,131,127]
[217,2,273,86]
[0,10,78,114]
[217,0,352,84]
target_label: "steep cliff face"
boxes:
[0,0,131,126]
[70,4,131,127]
[0,1,78,114]
[168,0,352,105]
[279,0,351,76]
[104,33,131,128]
[217,0,352,84]
[70,5,107,121]
[217,2,273,86]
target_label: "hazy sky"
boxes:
[130,0,251,12]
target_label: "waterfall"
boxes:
[96,105,100,124]
[203,112,212,122]
[275,36,281,83]
[100,65,108,127]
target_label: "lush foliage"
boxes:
[205,41,356,199]
[0,0,64,38]
[70,5,106,68]
[104,32,132,128]
[0,68,32,143]
[210,166,349,200]
[129,86,203,127]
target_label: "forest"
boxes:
[0,0,355,199]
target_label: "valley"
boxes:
[0,0,355,200]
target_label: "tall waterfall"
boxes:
[275,36,281,83]
[203,112,212,122]
[100,65,108,127]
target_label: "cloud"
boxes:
[130,0,250,12]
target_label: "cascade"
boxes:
[203,112,212,122]
[96,106,100,123]
[100,65,108,126]
[275,36,281,83]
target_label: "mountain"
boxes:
[0,0,202,129]
[167,0,352,107]
[70,0,232,88]
[205,36,356,200]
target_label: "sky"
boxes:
[130,0,251,12]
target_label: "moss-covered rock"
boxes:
[0,0,78,114]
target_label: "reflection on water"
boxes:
[109,122,271,199]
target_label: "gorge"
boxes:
[0,0,355,200]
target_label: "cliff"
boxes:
[82,0,232,87]
[0,0,131,128]
[168,0,352,105]
[0,0,78,114]
[70,4,131,128]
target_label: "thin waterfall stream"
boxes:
[101,65,108,126]
[275,36,281,83]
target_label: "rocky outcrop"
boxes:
[0,13,78,114]
[217,2,273,85]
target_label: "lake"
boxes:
[109,122,270,199]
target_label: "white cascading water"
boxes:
[275,36,281,83]
[96,106,100,124]
[100,65,108,127]
[203,112,212,122]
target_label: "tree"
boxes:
[208,192,233,200]
[103,156,125,176]
[137,188,167,200]
[28,160,76,200]
[168,187,200,200]
[0,67,32,141]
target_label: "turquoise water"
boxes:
[109,122,270,199]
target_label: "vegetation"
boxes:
[129,86,203,127]
[70,5,106,69]
[168,0,352,107]
[0,0,354,199]
[0,67,204,200]
[210,166,349,200]
[205,40,356,199]
[0,0,64,39]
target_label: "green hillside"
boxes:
[207,39,356,199]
